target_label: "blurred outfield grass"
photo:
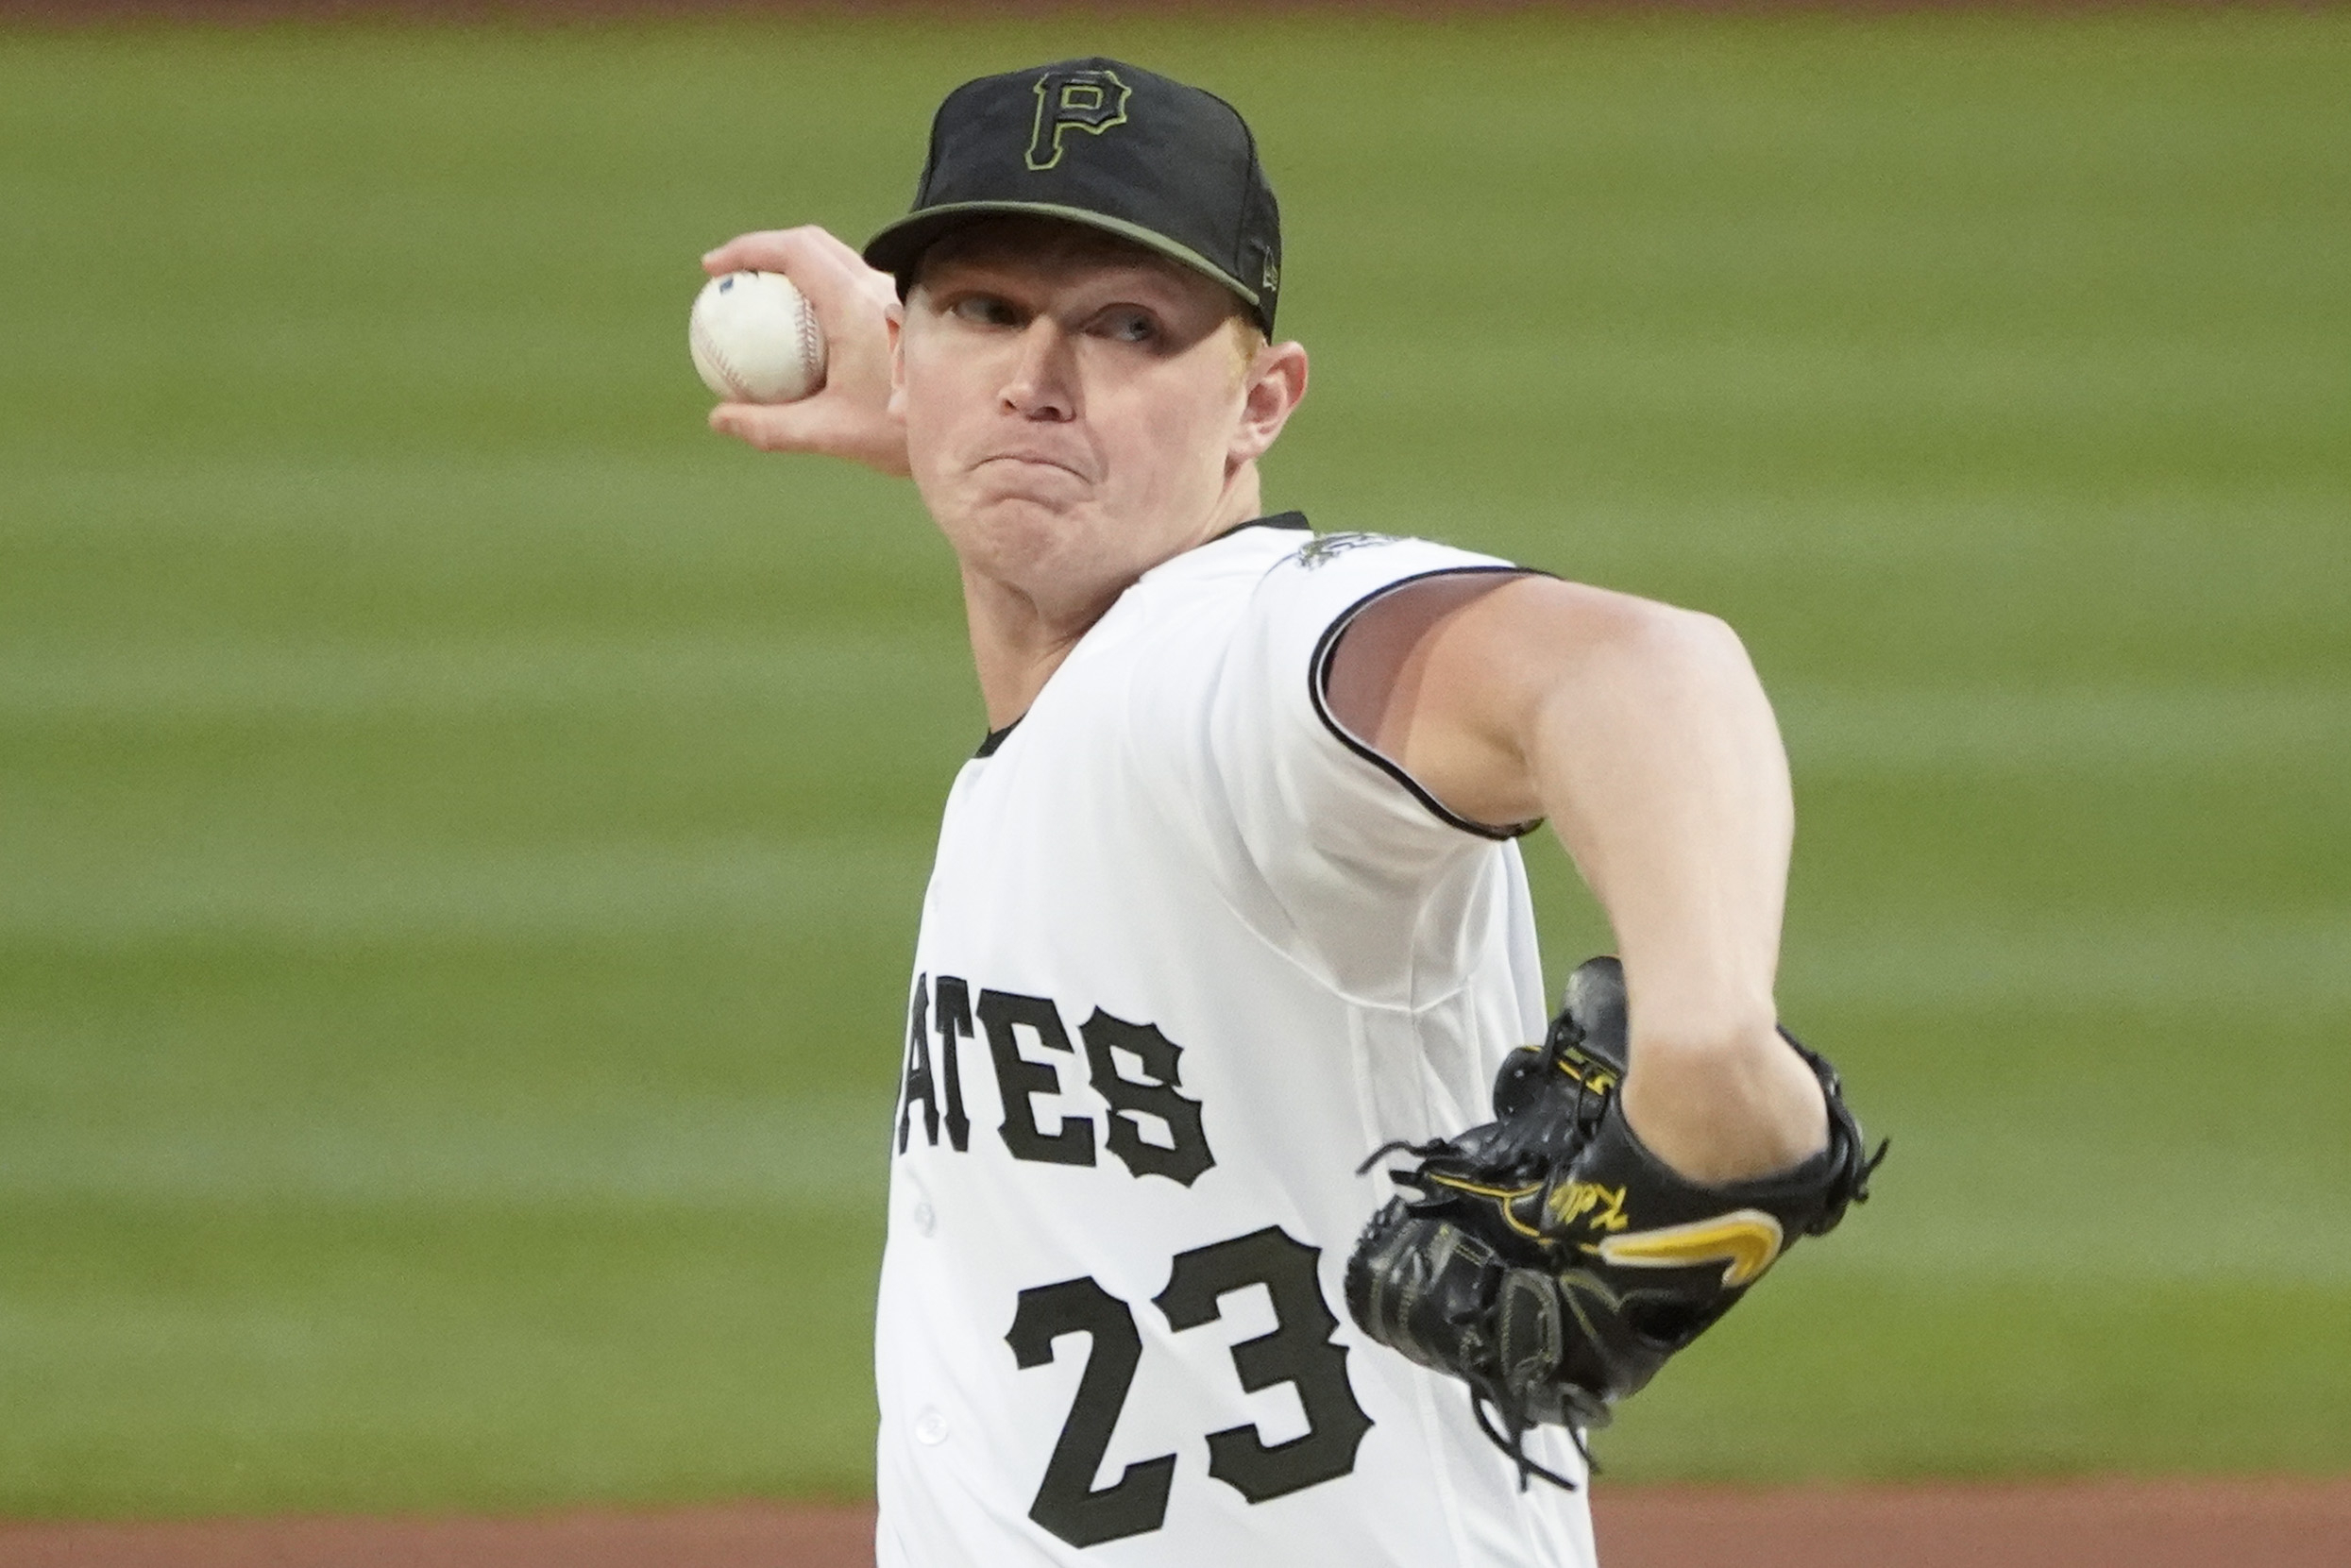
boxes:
[2,6,2347,1521]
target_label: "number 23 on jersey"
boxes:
[1009,1225,1375,1549]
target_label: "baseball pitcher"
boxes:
[702,58,1880,1568]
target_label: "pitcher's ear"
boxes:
[1230,338,1309,468]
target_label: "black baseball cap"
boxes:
[863,58,1283,335]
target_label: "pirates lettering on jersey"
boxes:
[896,975,972,1154]
[897,974,1217,1186]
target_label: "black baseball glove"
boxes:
[1344,956,1885,1490]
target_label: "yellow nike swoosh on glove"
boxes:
[1595,1209,1785,1287]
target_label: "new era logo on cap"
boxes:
[863,57,1285,335]
[1026,67,1133,171]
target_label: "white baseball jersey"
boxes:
[875,515,1598,1568]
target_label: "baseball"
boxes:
[690,270,827,403]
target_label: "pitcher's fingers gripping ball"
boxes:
[694,228,910,475]
[690,270,827,403]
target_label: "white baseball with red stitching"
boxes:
[689,270,827,403]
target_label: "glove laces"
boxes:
[1470,1391,1592,1493]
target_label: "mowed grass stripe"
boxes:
[1784,914,2351,1011]
[0,1091,890,1208]
[0,839,931,945]
[0,632,969,721]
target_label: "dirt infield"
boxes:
[5,1477,2347,1567]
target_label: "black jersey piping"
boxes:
[970,516,1311,759]
[1213,510,1311,543]
[974,718,1020,758]
[1307,565,1549,842]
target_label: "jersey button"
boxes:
[913,1408,949,1446]
[911,1199,937,1236]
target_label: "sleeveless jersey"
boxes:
[875,515,1598,1568]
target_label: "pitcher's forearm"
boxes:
[1522,606,1828,1183]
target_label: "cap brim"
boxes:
[862,201,1261,312]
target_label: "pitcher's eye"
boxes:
[1098,309,1159,345]
[952,295,1023,329]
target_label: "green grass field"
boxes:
[3,8,2346,1521]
